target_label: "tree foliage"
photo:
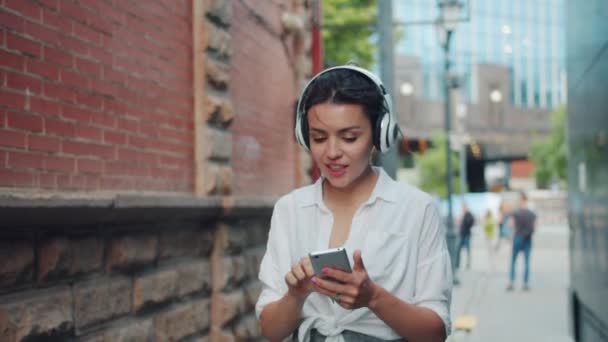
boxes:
[529,106,567,188]
[322,0,377,69]
[414,133,461,198]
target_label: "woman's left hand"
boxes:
[311,249,378,310]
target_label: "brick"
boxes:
[133,268,177,312]
[75,124,103,141]
[158,229,214,259]
[244,282,263,311]
[0,287,73,341]
[73,276,131,330]
[29,134,61,152]
[43,8,71,32]
[44,46,73,68]
[211,291,246,327]
[63,141,114,159]
[0,169,36,187]
[75,57,100,77]
[37,238,70,281]
[244,247,265,280]
[24,20,59,43]
[210,329,235,342]
[207,0,232,26]
[6,72,42,94]
[234,314,261,340]
[77,158,103,174]
[5,0,42,19]
[206,22,232,57]
[0,90,26,110]
[38,172,57,188]
[80,319,153,342]
[90,112,115,128]
[69,238,103,274]
[45,118,75,137]
[214,256,247,291]
[103,131,126,145]
[30,97,61,116]
[0,9,25,32]
[44,82,74,103]
[8,151,43,170]
[206,127,232,160]
[154,299,210,341]
[62,104,92,122]
[60,0,89,24]
[76,92,103,109]
[206,57,230,90]
[0,130,27,149]
[175,260,210,297]
[73,22,101,45]
[107,235,158,272]
[0,50,25,71]
[26,59,60,81]
[0,241,34,287]
[6,33,41,58]
[61,70,89,89]
[44,155,76,172]
[6,112,43,132]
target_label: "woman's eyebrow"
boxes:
[309,126,362,134]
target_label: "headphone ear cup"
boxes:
[376,113,391,152]
[301,114,310,150]
[374,113,384,151]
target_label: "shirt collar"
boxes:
[299,166,399,209]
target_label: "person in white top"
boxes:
[256,65,453,342]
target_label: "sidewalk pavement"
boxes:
[448,224,574,342]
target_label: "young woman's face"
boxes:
[307,102,374,189]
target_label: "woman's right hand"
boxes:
[284,256,316,299]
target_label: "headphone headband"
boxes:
[295,65,399,152]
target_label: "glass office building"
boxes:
[394,0,566,109]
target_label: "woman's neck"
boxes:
[323,166,378,209]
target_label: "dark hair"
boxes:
[519,191,527,201]
[299,69,387,147]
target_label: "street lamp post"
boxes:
[436,0,463,276]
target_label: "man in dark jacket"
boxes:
[455,204,475,270]
[507,191,537,291]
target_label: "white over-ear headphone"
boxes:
[295,65,400,153]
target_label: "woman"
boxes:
[483,209,497,268]
[256,65,452,342]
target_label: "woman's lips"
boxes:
[326,164,347,178]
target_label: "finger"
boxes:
[321,267,351,283]
[285,272,298,287]
[353,249,366,271]
[292,264,307,281]
[313,276,348,295]
[302,257,316,277]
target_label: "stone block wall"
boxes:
[0,196,272,341]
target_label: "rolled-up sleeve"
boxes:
[255,197,291,319]
[413,201,453,336]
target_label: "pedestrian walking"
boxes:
[483,209,497,269]
[507,191,537,291]
[455,204,475,270]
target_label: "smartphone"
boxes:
[308,247,352,275]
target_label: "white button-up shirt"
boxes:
[256,167,452,341]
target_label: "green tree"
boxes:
[529,106,567,189]
[322,0,377,68]
[414,133,461,198]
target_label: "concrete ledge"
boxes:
[0,192,276,230]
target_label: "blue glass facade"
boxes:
[394,0,566,109]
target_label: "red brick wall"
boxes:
[0,0,194,192]
[231,0,300,196]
